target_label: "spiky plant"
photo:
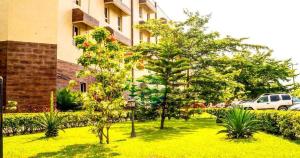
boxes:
[218,107,260,139]
[38,92,64,137]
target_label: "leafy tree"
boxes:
[228,51,295,99]
[177,11,246,105]
[74,27,129,144]
[135,20,190,129]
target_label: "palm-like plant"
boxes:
[218,107,260,139]
[38,92,64,137]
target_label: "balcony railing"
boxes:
[139,19,151,34]
[72,8,99,28]
[105,25,132,46]
[104,0,131,16]
[139,0,156,13]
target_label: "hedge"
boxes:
[206,108,300,140]
[3,112,100,136]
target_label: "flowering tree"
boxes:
[74,27,130,144]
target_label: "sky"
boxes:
[157,0,300,80]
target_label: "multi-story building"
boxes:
[0,0,169,112]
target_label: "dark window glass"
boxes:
[270,95,280,102]
[80,83,86,92]
[139,7,143,18]
[105,8,109,23]
[282,95,291,100]
[139,32,143,43]
[257,96,269,103]
[75,0,81,6]
[73,26,79,36]
[118,16,122,31]
[147,13,150,20]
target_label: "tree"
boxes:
[74,27,129,144]
[135,20,190,129]
[178,11,246,105]
[228,51,295,99]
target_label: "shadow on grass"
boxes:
[30,144,120,158]
[134,118,219,141]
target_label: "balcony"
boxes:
[139,0,156,13]
[104,0,131,16]
[72,8,99,28]
[139,19,151,34]
[105,25,132,46]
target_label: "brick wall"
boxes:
[0,41,57,112]
[57,59,94,91]
[0,41,8,108]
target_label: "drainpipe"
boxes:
[131,0,134,46]
[154,1,158,44]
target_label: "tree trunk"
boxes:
[106,127,110,144]
[160,104,166,129]
[99,128,104,144]
[160,87,168,129]
[131,109,136,137]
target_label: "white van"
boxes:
[241,93,293,110]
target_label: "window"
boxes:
[147,36,151,43]
[80,82,87,92]
[105,8,110,23]
[257,96,269,103]
[139,7,143,18]
[73,26,80,37]
[139,32,143,43]
[147,13,150,20]
[270,95,280,102]
[72,26,80,45]
[75,0,81,6]
[282,95,291,100]
[118,16,122,31]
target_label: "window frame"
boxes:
[270,95,280,102]
[117,16,122,31]
[139,7,143,18]
[80,82,87,92]
[105,8,110,23]
[281,95,291,101]
[257,96,269,103]
[139,32,143,43]
[75,0,81,6]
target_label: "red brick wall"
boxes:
[57,59,94,91]
[0,41,8,108]
[0,41,57,112]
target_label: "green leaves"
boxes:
[218,107,260,139]
[75,27,129,144]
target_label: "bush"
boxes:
[37,92,65,137]
[218,107,260,139]
[207,108,300,140]
[56,88,82,111]
[3,112,95,136]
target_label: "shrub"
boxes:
[207,108,300,140]
[37,92,65,137]
[56,88,82,111]
[218,107,260,139]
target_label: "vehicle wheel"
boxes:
[278,106,288,111]
[244,107,254,110]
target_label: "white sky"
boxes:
[157,0,300,81]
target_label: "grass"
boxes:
[4,113,300,158]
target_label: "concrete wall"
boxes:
[1,0,58,44]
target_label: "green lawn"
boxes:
[4,113,300,158]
